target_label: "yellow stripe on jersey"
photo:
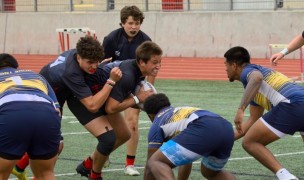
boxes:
[0,79,48,94]
[169,107,199,123]
[264,71,292,91]
[254,93,272,110]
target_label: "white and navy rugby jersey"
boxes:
[0,67,59,108]
[241,64,304,110]
[147,106,222,149]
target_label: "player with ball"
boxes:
[72,41,162,180]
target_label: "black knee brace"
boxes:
[96,130,116,156]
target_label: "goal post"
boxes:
[56,27,96,52]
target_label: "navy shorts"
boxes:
[161,116,234,170]
[0,102,61,160]
[262,102,304,135]
[67,96,106,125]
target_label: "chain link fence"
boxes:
[0,0,303,12]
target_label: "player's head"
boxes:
[224,46,250,82]
[120,5,144,26]
[136,41,162,77]
[224,46,250,66]
[144,93,171,121]
[120,5,144,38]
[76,35,104,74]
[0,53,19,69]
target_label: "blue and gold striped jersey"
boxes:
[147,106,222,148]
[240,64,304,110]
[0,67,59,108]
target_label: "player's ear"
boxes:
[147,114,155,122]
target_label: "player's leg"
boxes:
[30,156,58,180]
[0,158,18,180]
[124,107,140,176]
[12,153,30,180]
[201,165,236,180]
[84,116,115,179]
[146,147,176,180]
[107,112,131,151]
[243,103,303,180]
[177,163,192,180]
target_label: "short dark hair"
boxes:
[224,46,250,66]
[136,41,163,64]
[144,93,171,115]
[76,35,104,62]
[120,5,144,26]
[0,53,19,69]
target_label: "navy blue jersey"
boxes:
[0,67,59,108]
[85,59,145,103]
[102,28,151,61]
[148,106,224,149]
[240,64,304,110]
[40,49,92,107]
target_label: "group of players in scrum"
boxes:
[1,5,304,180]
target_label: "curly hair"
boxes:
[120,5,144,26]
[76,36,104,62]
[143,93,171,115]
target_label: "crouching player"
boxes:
[143,93,236,180]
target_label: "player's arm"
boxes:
[234,71,263,134]
[270,32,304,64]
[234,104,264,140]
[144,147,158,180]
[105,88,153,114]
[80,67,122,113]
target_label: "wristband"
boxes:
[133,96,140,104]
[107,79,116,86]
[106,83,113,88]
[280,48,289,56]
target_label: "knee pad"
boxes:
[96,130,116,156]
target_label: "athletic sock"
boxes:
[83,156,93,169]
[16,153,30,171]
[90,170,101,179]
[126,155,135,167]
[276,168,296,180]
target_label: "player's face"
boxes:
[139,55,161,77]
[224,60,237,82]
[77,55,99,74]
[122,16,141,39]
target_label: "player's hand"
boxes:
[234,109,244,134]
[270,53,284,66]
[109,67,122,82]
[136,86,154,103]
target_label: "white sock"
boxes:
[276,168,298,180]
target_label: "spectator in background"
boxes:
[270,31,304,65]
[102,5,152,176]
[0,53,61,180]
[225,46,303,180]
[143,93,236,180]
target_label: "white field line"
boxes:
[10,151,304,179]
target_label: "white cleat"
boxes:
[124,165,140,176]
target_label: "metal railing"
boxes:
[0,0,303,12]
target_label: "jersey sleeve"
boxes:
[147,123,165,149]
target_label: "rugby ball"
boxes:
[134,80,157,110]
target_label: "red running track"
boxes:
[13,55,303,81]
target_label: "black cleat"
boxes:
[76,162,91,177]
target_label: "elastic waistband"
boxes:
[0,94,51,106]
